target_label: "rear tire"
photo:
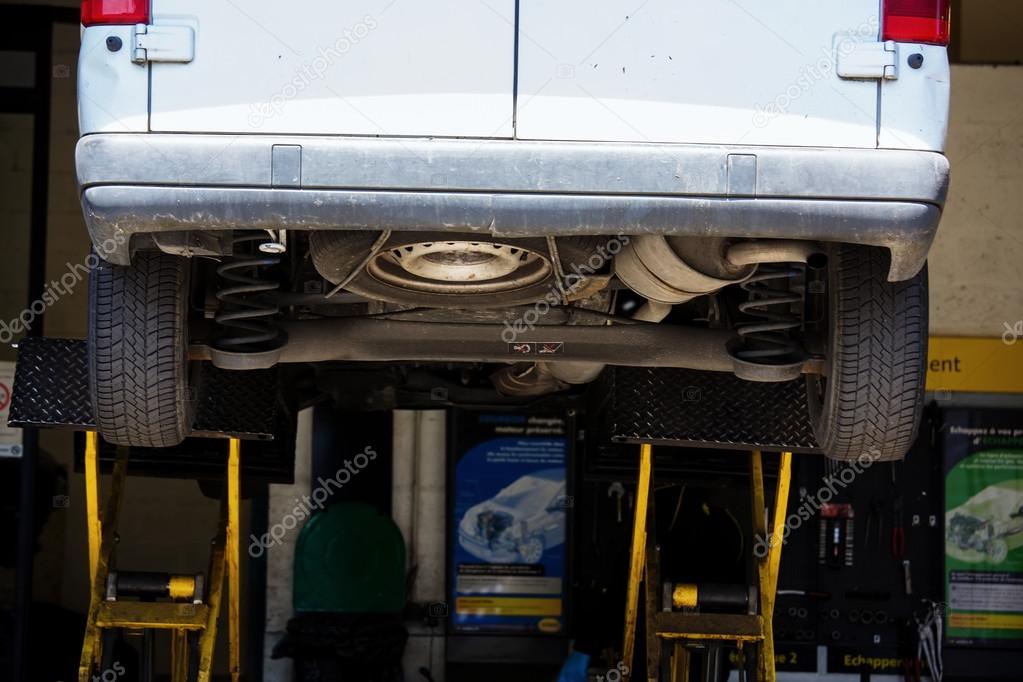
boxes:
[88,252,193,448]
[808,245,928,462]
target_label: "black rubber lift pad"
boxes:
[602,366,821,453]
[9,337,277,441]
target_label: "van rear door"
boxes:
[147,0,516,137]
[517,0,881,148]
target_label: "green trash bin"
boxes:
[293,501,406,613]
[275,501,408,681]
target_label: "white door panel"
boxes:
[880,44,950,151]
[150,0,516,137]
[517,0,880,148]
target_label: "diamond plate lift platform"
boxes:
[7,338,276,682]
[9,337,278,439]
[602,367,820,454]
[621,444,793,682]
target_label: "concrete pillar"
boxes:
[398,410,447,682]
[262,407,313,682]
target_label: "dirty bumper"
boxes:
[77,134,949,281]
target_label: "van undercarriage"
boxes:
[81,133,940,462]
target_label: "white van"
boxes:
[76,0,951,460]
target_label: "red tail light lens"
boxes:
[883,0,951,45]
[81,0,149,26]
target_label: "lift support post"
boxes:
[622,446,793,682]
[78,432,243,682]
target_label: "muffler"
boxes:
[614,236,756,304]
[529,237,824,389]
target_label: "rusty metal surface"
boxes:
[653,613,764,640]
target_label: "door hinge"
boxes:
[836,40,899,80]
[132,23,195,64]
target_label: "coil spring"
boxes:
[215,234,283,350]
[733,264,805,364]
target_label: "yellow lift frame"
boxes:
[622,444,793,682]
[78,433,243,682]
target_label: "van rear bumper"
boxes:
[77,134,949,280]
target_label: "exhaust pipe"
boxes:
[614,236,756,304]
[531,238,824,389]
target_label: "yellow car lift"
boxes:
[78,433,243,682]
[621,444,792,682]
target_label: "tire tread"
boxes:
[88,252,190,448]
[818,245,927,462]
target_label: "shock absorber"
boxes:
[730,264,806,374]
[214,232,284,352]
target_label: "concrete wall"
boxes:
[953,0,1023,63]
[928,65,1023,336]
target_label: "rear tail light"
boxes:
[883,0,951,45]
[81,0,149,27]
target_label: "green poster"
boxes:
[943,409,1023,646]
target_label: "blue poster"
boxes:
[450,412,571,634]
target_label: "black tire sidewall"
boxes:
[806,246,841,454]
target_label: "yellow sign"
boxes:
[454,596,562,617]
[926,336,1023,394]
[949,612,1023,630]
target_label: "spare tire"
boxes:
[309,231,383,286]
[310,231,570,308]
